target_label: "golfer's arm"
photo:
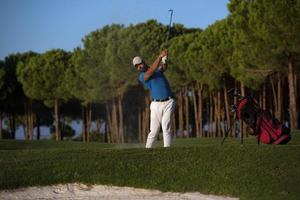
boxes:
[144,55,163,81]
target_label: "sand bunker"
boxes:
[0,183,238,200]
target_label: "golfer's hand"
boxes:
[160,50,168,59]
[159,50,168,72]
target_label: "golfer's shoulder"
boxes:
[138,72,145,82]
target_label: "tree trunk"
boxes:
[224,84,231,137]
[106,103,112,143]
[213,93,217,138]
[88,103,93,142]
[262,84,266,110]
[36,114,40,140]
[96,119,101,133]
[184,86,190,137]
[192,85,199,137]
[209,92,213,137]
[288,56,298,129]
[61,116,65,140]
[142,104,146,142]
[215,92,220,137]
[104,119,109,143]
[82,106,87,142]
[142,94,150,142]
[218,91,222,137]
[112,99,118,143]
[233,82,237,137]
[240,83,245,143]
[13,113,16,140]
[25,103,29,140]
[177,90,184,137]
[25,101,34,140]
[138,107,143,143]
[198,83,203,137]
[29,100,33,140]
[297,74,300,127]
[294,72,297,104]
[271,75,279,119]
[118,96,124,143]
[172,112,176,137]
[277,74,282,121]
[270,74,283,121]
[22,125,26,139]
[85,103,92,142]
[0,111,2,139]
[9,112,16,140]
[54,99,61,141]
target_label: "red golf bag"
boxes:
[235,96,291,144]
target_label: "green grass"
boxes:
[0,131,300,200]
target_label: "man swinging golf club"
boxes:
[132,50,175,148]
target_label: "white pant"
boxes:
[146,98,176,148]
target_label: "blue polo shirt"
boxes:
[139,71,172,100]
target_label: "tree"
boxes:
[247,0,300,129]
[72,25,123,142]
[0,60,5,139]
[17,49,72,141]
[9,52,39,140]
[228,0,300,129]
[104,25,136,143]
[167,32,201,137]
[1,53,38,139]
[193,19,234,137]
[227,0,268,90]
[0,61,4,90]
[66,47,110,142]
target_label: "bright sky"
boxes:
[0,0,229,60]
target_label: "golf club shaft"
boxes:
[165,9,173,46]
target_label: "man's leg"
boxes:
[161,99,176,147]
[146,102,161,148]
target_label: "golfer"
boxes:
[133,50,175,148]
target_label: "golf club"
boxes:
[165,9,173,47]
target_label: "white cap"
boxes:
[132,56,143,67]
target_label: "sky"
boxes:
[0,0,229,60]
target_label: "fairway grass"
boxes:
[0,131,299,200]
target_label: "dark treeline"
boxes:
[0,0,299,142]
